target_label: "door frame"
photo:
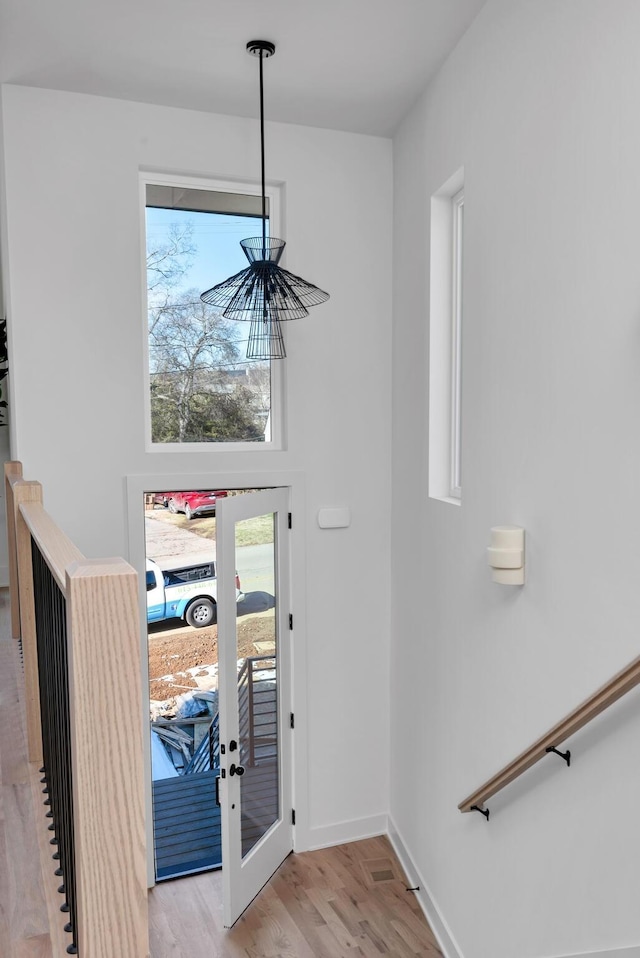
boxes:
[125,470,309,890]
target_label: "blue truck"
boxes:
[146,555,243,628]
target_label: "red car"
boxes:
[166,489,228,520]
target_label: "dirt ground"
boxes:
[148,611,275,702]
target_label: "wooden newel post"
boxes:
[66,557,149,958]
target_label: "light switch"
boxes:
[318,508,351,529]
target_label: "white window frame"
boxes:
[449,187,464,498]
[140,171,284,453]
[429,169,464,504]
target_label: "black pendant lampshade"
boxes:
[200,40,329,359]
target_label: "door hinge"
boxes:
[289,613,293,630]
[288,512,292,529]
[290,712,295,729]
[291,809,296,825]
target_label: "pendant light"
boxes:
[200,40,329,359]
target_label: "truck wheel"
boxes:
[168,498,178,514]
[186,598,215,628]
[185,504,193,520]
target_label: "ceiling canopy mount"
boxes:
[246,39,276,59]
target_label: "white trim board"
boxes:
[550,950,640,958]
[387,818,639,958]
[387,818,463,958]
[303,813,388,853]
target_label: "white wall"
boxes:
[0,84,393,847]
[391,2,640,957]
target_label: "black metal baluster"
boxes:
[32,543,78,954]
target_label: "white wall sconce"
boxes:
[487,526,525,585]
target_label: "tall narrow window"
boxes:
[450,187,464,498]
[143,176,281,449]
[429,169,464,504]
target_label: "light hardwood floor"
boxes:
[0,589,70,957]
[1,588,442,957]
[149,835,443,958]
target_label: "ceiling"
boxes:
[0,0,486,137]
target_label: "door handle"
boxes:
[229,763,245,777]
[215,774,221,806]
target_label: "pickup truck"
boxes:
[146,555,243,628]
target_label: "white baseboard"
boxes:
[387,817,463,958]
[304,813,389,852]
[387,818,639,958]
[552,950,640,958]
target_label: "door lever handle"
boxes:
[229,763,245,777]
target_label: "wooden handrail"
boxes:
[4,461,149,957]
[20,499,84,592]
[459,651,640,814]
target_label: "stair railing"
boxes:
[459,651,640,819]
[5,462,149,957]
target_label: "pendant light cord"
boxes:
[259,49,267,257]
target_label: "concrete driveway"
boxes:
[145,512,275,594]
[145,512,215,562]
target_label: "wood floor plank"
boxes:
[268,873,330,956]
[28,764,75,958]
[305,885,378,955]
[0,608,68,958]
[0,811,11,958]
[0,641,29,787]
[4,781,50,942]
[150,871,234,958]
[12,932,53,958]
[392,916,439,956]
[234,884,318,958]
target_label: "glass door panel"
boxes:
[237,513,279,859]
[216,488,291,927]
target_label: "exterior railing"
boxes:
[5,462,149,957]
[237,654,277,766]
[183,713,220,775]
[459,651,640,819]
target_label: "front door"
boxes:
[215,488,293,927]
